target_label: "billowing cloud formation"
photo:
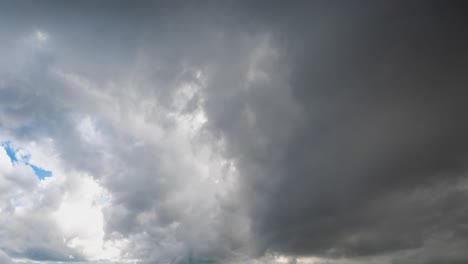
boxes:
[1,1,468,264]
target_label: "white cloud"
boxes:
[0,136,124,262]
[54,175,123,261]
[35,31,48,43]
[76,115,104,144]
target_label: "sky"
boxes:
[0,1,468,264]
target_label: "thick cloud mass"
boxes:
[201,1,468,261]
[220,1,468,257]
[1,1,468,264]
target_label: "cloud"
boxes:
[0,142,84,262]
[1,1,468,264]
[0,249,12,264]
[197,1,468,262]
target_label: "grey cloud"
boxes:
[0,191,84,262]
[1,1,468,264]
[2,2,255,262]
[0,249,12,264]
[200,0,468,261]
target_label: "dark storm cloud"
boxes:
[1,1,468,264]
[201,0,468,262]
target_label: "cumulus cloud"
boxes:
[1,1,468,264]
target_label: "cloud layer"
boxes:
[1,1,468,264]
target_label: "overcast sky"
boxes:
[1,1,468,264]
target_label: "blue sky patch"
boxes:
[2,141,18,164]
[29,164,53,180]
[2,140,53,180]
